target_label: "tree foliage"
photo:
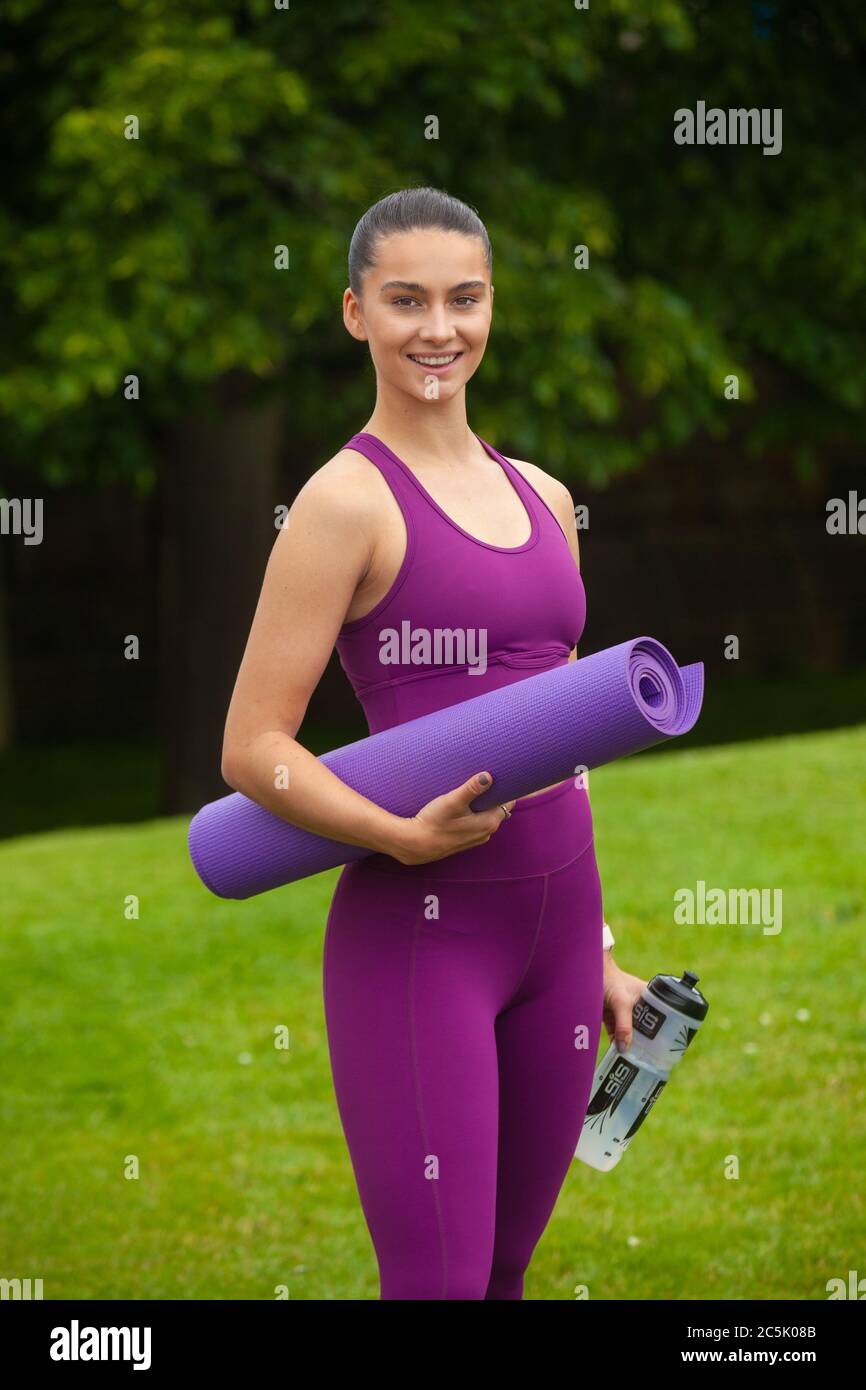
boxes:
[1,0,864,488]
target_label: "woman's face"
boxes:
[345,228,493,402]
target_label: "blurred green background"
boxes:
[0,0,864,1300]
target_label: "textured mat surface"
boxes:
[189,636,703,899]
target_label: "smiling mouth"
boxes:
[406,351,464,368]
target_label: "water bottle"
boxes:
[575,969,709,1171]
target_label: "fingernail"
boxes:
[478,773,490,786]
[615,1039,628,1054]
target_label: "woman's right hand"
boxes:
[390,773,516,866]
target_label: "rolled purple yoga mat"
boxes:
[189,635,703,900]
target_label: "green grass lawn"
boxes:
[1,724,864,1300]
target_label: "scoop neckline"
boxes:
[354,430,540,554]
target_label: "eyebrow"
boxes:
[378,280,488,294]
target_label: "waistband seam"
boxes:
[510,778,576,810]
[356,833,595,883]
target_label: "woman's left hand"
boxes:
[602,954,648,1053]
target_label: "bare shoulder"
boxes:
[289,445,386,535]
[504,455,577,540]
[298,444,383,505]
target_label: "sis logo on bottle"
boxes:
[633,998,664,1038]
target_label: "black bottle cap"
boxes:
[647,970,709,1022]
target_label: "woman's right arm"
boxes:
[220,463,512,865]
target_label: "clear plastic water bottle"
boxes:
[575,969,709,1171]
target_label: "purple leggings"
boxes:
[322,778,605,1300]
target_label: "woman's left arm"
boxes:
[549,478,649,1051]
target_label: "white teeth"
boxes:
[409,354,459,365]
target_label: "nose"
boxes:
[418,302,459,344]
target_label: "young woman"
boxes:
[221,187,646,1300]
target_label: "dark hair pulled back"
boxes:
[348,186,492,295]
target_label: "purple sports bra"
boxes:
[335,431,586,734]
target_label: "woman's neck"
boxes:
[361,399,482,467]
